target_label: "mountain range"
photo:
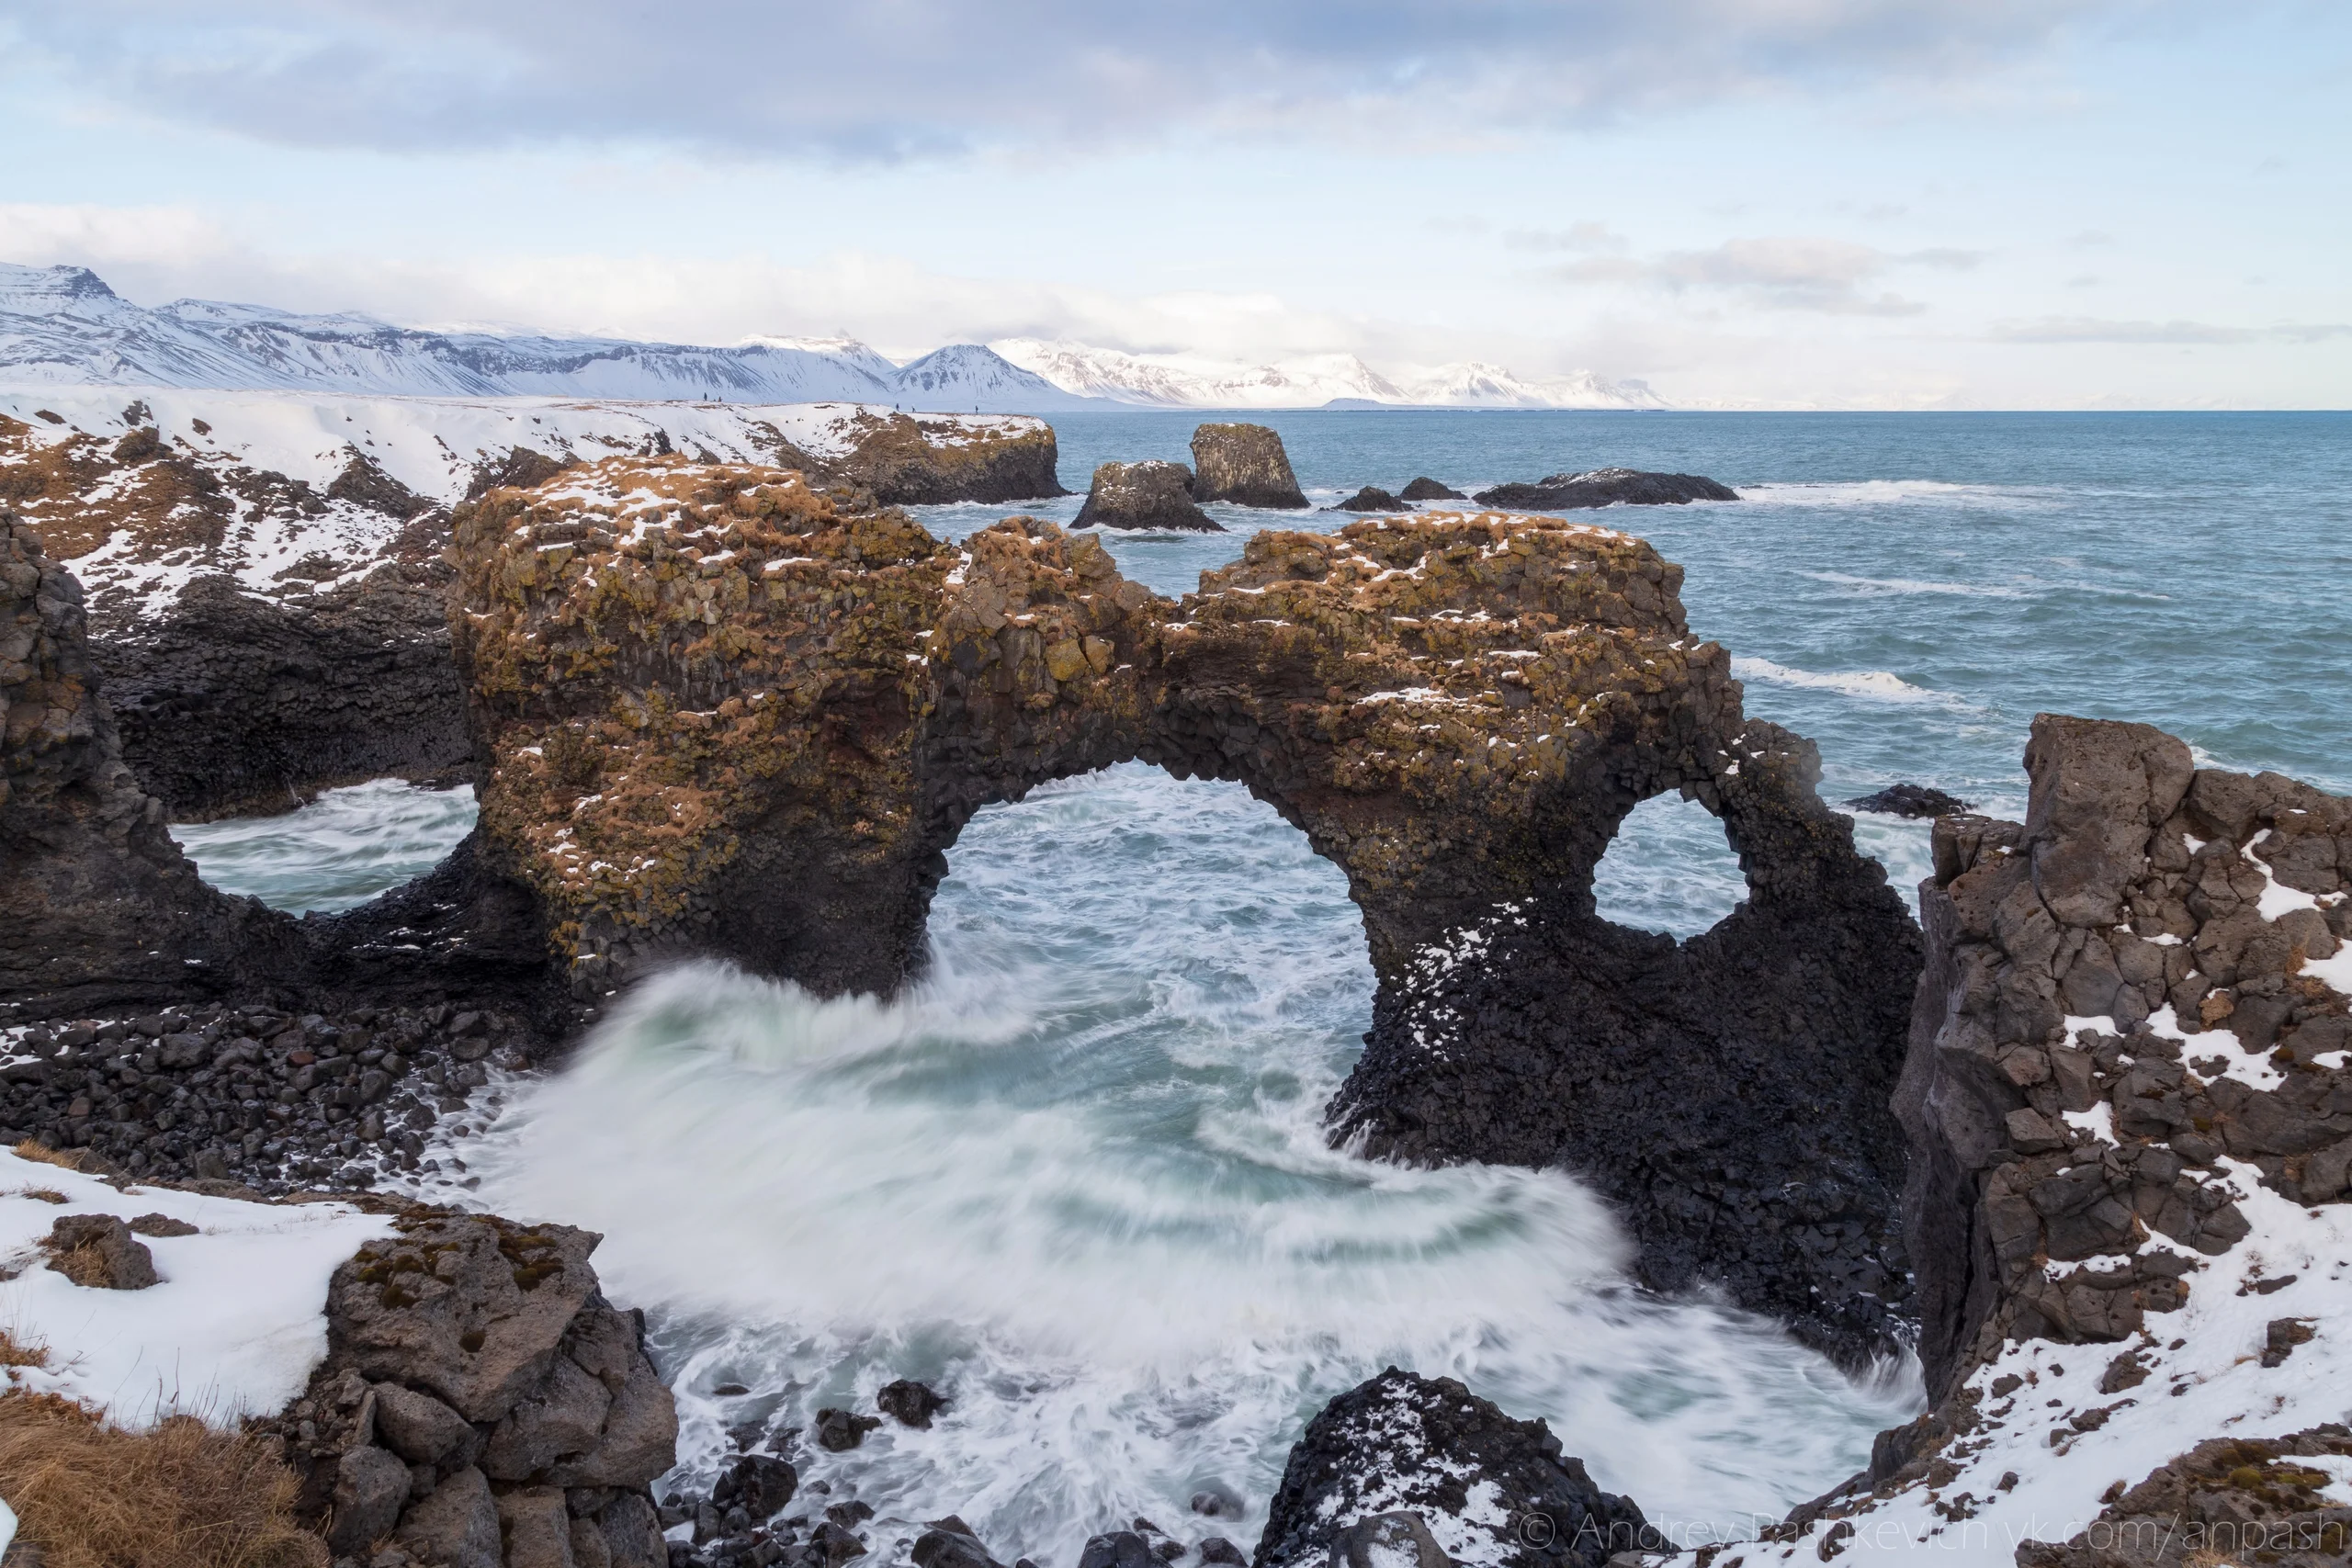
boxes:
[0,263,1666,412]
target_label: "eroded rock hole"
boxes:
[1589,793,1749,940]
[926,762,1374,1071]
[168,778,479,914]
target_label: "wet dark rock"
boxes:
[1396,478,1463,502]
[715,1454,799,1520]
[1253,1369,1653,1568]
[813,1407,883,1451]
[1331,486,1409,513]
[1079,1533,1159,1568]
[1844,783,1972,818]
[1472,468,1737,510]
[1189,424,1307,510]
[1195,1541,1246,1567]
[1188,1483,1241,1519]
[808,1521,869,1567]
[912,1517,1007,1568]
[876,1378,949,1428]
[1072,461,1222,532]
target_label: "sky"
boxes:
[0,0,2346,409]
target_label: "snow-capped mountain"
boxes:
[990,338,1667,410]
[0,264,1091,413]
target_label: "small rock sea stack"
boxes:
[1474,467,1737,509]
[1332,486,1408,513]
[1188,423,1308,509]
[1072,460,1223,532]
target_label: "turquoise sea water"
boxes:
[187,412,2352,1559]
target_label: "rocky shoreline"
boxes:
[4,414,2348,1567]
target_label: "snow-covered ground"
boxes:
[0,1148,390,1427]
[990,338,1667,410]
[0,386,1046,617]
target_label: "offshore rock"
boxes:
[1845,782,1971,818]
[1332,486,1409,513]
[1253,1369,1653,1568]
[1071,460,1222,532]
[451,465,1920,1348]
[826,410,1066,505]
[1189,423,1308,509]
[1473,468,1737,510]
[1398,478,1464,502]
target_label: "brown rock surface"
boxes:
[1189,423,1307,509]
[1071,459,1220,532]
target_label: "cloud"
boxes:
[1987,317,2352,344]
[0,0,2141,160]
[1555,235,1982,314]
[1504,223,1629,254]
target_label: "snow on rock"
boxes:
[0,1147,391,1427]
[991,337,1667,410]
[1256,1368,1655,1568]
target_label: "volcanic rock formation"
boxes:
[447,459,1921,1350]
[1748,716,2352,1564]
[1189,423,1308,509]
[1473,468,1738,510]
[1331,486,1409,513]
[1071,459,1222,532]
[1254,1369,1654,1568]
[1398,478,1464,502]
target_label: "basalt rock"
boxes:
[1397,478,1464,502]
[2014,1427,2352,1568]
[1472,468,1737,510]
[1071,460,1221,532]
[1331,486,1409,513]
[1846,783,1972,818]
[267,1213,677,1568]
[2,507,557,1030]
[1189,423,1307,509]
[92,566,471,819]
[451,464,1921,1349]
[1901,716,2352,1404]
[827,410,1067,506]
[1253,1369,1654,1568]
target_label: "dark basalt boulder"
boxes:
[877,1377,950,1427]
[1844,783,1972,818]
[1190,423,1308,509]
[1473,467,1737,510]
[1332,486,1409,513]
[1072,460,1223,532]
[1397,477,1463,502]
[1253,1369,1654,1568]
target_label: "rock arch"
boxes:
[445,457,1923,1359]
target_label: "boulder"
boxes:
[326,1444,411,1554]
[44,1213,158,1289]
[1844,783,1972,818]
[877,1378,949,1427]
[498,1484,578,1568]
[1331,486,1409,513]
[1072,461,1222,532]
[913,1517,1008,1568]
[1471,468,1737,509]
[813,1406,883,1451]
[395,1464,503,1568]
[1188,424,1307,509]
[1254,1369,1653,1568]
[372,1381,480,1469]
[1397,478,1463,502]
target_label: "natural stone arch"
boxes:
[1589,790,1751,939]
[438,458,1922,1359]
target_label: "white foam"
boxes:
[1730,657,1965,707]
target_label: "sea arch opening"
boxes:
[1589,790,1752,941]
[165,776,480,916]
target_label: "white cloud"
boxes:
[0,0,2147,159]
[1555,236,1983,315]
[1986,316,2352,344]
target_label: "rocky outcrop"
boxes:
[824,410,1066,505]
[1254,1370,1653,1568]
[267,1212,676,1568]
[1071,460,1221,532]
[1398,478,1464,502]
[1189,424,1307,509]
[1332,486,1408,513]
[1741,716,2352,1567]
[93,567,471,819]
[1847,783,1971,818]
[0,510,297,1015]
[450,466,1920,1350]
[1472,468,1737,510]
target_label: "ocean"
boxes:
[169,411,2352,1559]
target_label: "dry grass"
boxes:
[0,1326,45,1370]
[0,1393,327,1568]
[11,1138,81,1170]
